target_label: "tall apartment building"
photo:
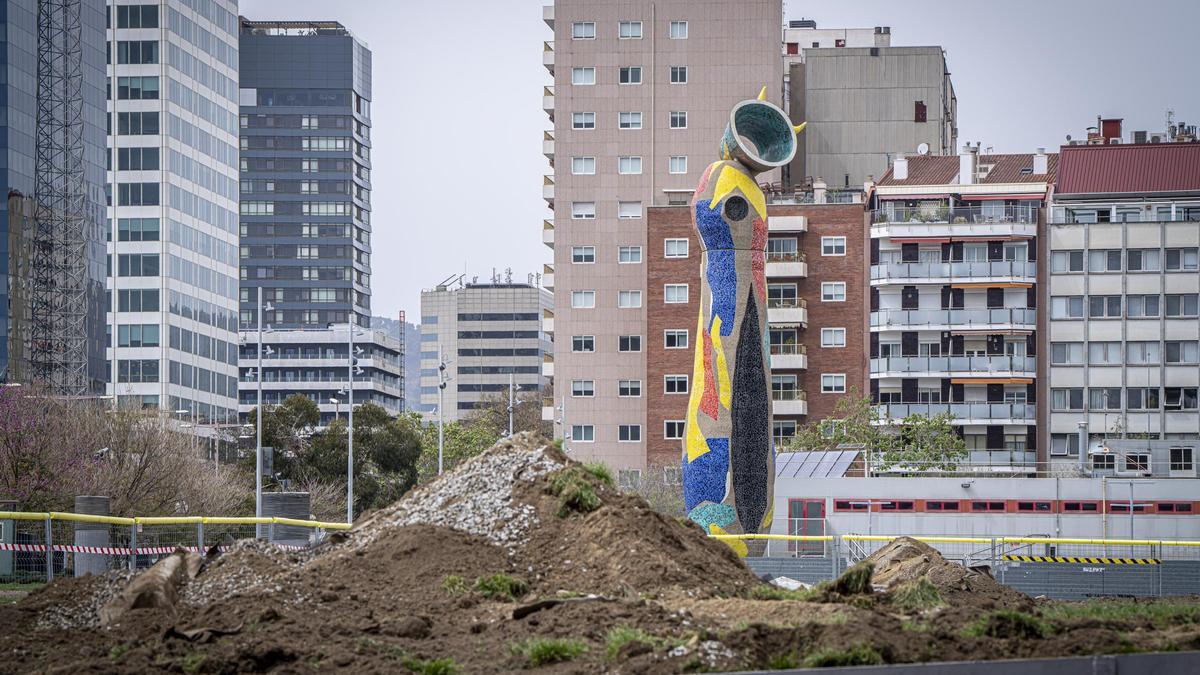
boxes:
[869,148,1056,473]
[542,0,783,468]
[236,19,372,331]
[107,0,241,422]
[644,195,869,468]
[2,0,108,392]
[419,282,552,423]
[1046,141,1200,472]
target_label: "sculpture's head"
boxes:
[719,89,804,175]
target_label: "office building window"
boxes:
[618,156,642,174]
[1088,387,1121,411]
[822,236,847,256]
[821,328,846,347]
[571,156,595,175]
[116,76,159,99]
[670,66,687,83]
[669,111,687,129]
[822,374,846,393]
[1166,341,1200,364]
[1166,248,1200,271]
[1127,387,1161,410]
[664,284,688,303]
[1170,447,1194,473]
[618,201,642,219]
[618,246,642,263]
[618,290,642,308]
[1088,250,1122,272]
[1050,434,1081,457]
[116,40,158,64]
[572,335,594,352]
[1127,249,1161,272]
[618,424,641,442]
[571,290,595,308]
[619,20,642,39]
[116,324,160,348]
[1127,295,1160,318]
[618,380,642,397]
[116,4,158,28]
[571,380,595,397]
[571,245,595,263]
[664,238,689,258]
[1089,295,1122,318]
[1051,296,1084,318]
[1166,294,1200,318]
[1050,250,1084,272]
[1049,342,1082,365]
[1165,388,1200,411]
[619,112,643,129]
[618,335,641,352]
[571,201,596,219]
[117,359,159,383]
[1051,388,1084,411]
[571,21,595,39]
[664,329,688,349]
[664,375,689,394]
[571,425,595,442]
[669,156,687,174]
[117,182,159,206]
[117,253,159,277]
[571,67,596,85]
[821,282,846,302]
[619,66,642,84]
[664,420,685,439]
[572,112,595,129]
[669,20,688,38]
[1088,341,1121,365]
[1126,341,1161,364]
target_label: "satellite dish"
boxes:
[916,142,930,156]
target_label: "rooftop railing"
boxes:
[871,355,1036,375]
[872,204,1036,225]
[871,260,1036,282]
[870,307,1036,328]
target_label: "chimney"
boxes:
[959,144,977,185]
[892,154,908,181]
[873,26,891,47]
[1033,148,1048,174]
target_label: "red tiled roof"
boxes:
[1055,143,1200,195]
[877,153,1057,187]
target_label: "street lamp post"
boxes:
[508,373,515,436]
[255,296,273,538]
[436,347,448,475]
[346,321,355,525]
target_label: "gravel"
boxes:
[34,570,133,631]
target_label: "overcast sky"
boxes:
[240,0,1200,320]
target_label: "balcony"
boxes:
[542,264,554,290]
[542,4,553,29]
[870,355,1036,378]
[874,402,1035,425]
[542,175,554,205]
[772,390,808,416]
[542,405,555,422]
[767,215,807,233]
[543,86,554,121]
[543,41,554,74]
[542,219,554,249]
[769,343,807,371]
[870,307,1035,332]
[542,354,554,378]
[766,252,807,278]
[871,205,1036,240]
[543,131,554,162]
[542,309,554,334]
[767,298,807,326]
[870,260,1036,285]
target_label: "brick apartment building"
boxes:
[645,200,869,466]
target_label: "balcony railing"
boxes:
[870,355,1036,375]
[872,205,1036,225]
[871,260,1036,282]
[870,307,1035,329]
[1049,205,1200,225]
[767,250,806,263]
[875,402,1035,422]
[767,297,807,309]
[771,389,807,402]
[769,343,807,356]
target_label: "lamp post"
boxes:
[347,321,355,525]
[507,373,515,436]
[436,347,448,475]
[255,296,274,538]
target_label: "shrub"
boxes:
[964,610,1047,639]
[400,656,459,675]
[582,462,615,487]
[605,626,658,660]
[747,583,821,602]
[549,467,602,517]
[830,562,874,596]
[472,573,529,601]
[509,638,587,667]
[766,652,799,669]
[441,575,468,595]
[802,644,883,667]
[890,577,943,611]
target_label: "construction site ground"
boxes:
[3,434,1200,673]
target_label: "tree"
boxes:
[402,412,501,483]
[468,386,552,439]
[244,394,321,478]
[787,388,967,474]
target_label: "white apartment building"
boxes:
[542,0,782,468]
[107,0,241,424]
[870,148,1055,473]
[1046,141,1200,472]
[420,281,552,423]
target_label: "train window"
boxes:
[834,500,868,511]
[1159,503,1193,513]
[1160,503,1176,513]
[1111,503,1148,513]
[970,501,1005,512]
[926,501,960,511]
[1017,501,1053,512]
[880,501,914,511]
[1063,502,1098,512]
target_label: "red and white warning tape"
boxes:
[0,542,308,555]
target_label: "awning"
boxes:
[878,194,950,200]
[951,282,1034,289]
[950,328,1033,336]
[958,194,1045,201]
[890,237,951,244]
[951,378,1034,385]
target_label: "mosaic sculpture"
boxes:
[683,88,804,553]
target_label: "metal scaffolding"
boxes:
[31,0,91,395]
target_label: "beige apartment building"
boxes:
[541,0,783,468]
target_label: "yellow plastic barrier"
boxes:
[0,511,351,531]
[704,533,1200,548]
[48,511,136,526]
[708,533,832,542]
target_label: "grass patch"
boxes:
[181,652,206,674]
[803,644,883,668]
[549,467,602,517]
[766,652,800,669]
[747,583,820,601]
[605,626,659,660]
[890,577,943,612]
[802,644,883,668]
[964,610,1048,639]
[108,644,129,661]
[830,562,874,596]
[509,638,587,667]
[900,619,930,633]
[582,462,615,488]
[472,573,529,602]
[441,575,468,595]
[1041,599,1200,628]
[400,656,459,675]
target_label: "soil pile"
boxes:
[2,433,1199,673]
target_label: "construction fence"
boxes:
[0,511,349,583]
[717,534,1200,600]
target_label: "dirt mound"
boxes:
[3,434,1199,673]
[867,536,1031,610]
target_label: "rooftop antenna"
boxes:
[505,267,513,284]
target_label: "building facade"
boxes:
[644,198,869,468]
[869,148,1056,473]
[419,282,552,423]
[1046,142,1200,472]
[542,0,783,468]
[2,0,108,392]
[107,0,241,422]
[238,324,403,425]
[236,19,373,331]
